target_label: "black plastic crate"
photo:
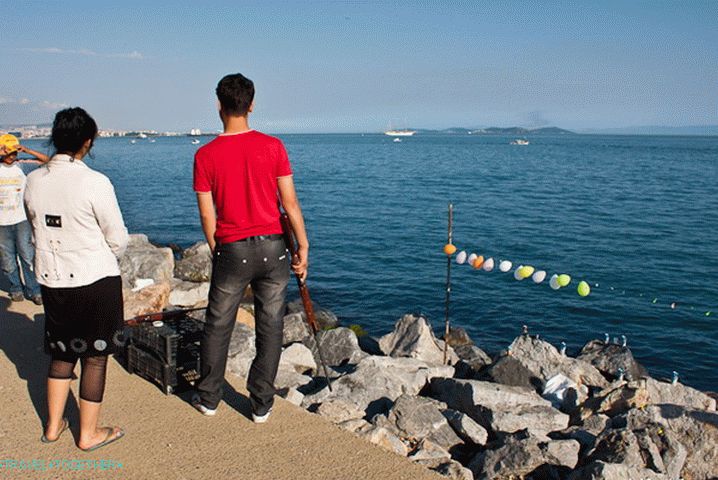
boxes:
[129,317,203,365]
[126,343,200,395]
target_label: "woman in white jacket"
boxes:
[24,107,128,451]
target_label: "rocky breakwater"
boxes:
[121,235,214,318]
[122,237,718,480]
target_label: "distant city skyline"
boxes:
[2,1,716,133]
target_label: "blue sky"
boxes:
[1,0,716,132]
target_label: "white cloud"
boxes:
[0,97,68,109]
[108,50,144,60]
[21,47,144,60]
[39,100,69,109]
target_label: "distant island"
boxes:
[411,127,575,135]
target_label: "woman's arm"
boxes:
[92,177,129,258]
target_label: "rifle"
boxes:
[280,213,333,391]
[124,307,207,327]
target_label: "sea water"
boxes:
[21,134,718,391]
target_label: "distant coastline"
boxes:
[2,124,717,139]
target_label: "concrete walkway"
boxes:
[0,294,442,480]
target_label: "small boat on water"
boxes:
[510,139,529,145]
[137,133,148,139]
[393,138,402,143]
[384,129,416,137]
[191,139,201,145]
[130,139,136,144]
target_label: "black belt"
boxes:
[235,234,283,243]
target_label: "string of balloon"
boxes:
[442,243,713,317]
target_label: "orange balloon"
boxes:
[443,243,457,255]
[472,255,485,269]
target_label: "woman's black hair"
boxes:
[50,107,98,155]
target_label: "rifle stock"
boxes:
[280,213,333,391]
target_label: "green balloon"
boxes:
[557,274,571,287]
[577,281,590,297]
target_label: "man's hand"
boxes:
[292,246,309,282]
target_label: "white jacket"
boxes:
[24,154,128,288]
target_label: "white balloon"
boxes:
[549,274,561,290]
[532,270,547,283]
[467,253,477,265]
[456,251,467,264]
[482,258,495,271]
[513,266,524,280]
[499,260,512,272]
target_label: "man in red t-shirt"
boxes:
[192,73,309,423]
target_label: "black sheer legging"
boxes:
[48,355,109,403]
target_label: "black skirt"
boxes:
[42,276,125,361]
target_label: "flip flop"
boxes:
[40,418,70,443]
[79,427,125,452]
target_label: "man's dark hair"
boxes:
[50,107,98,154]
[216,73,255,117]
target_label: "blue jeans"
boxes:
[0,220,41,297]
[196,237,290,413]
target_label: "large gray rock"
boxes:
[279,343,317,374]
[315,399,366,423]
[274,369,313,391]
[379,314,459,365]
[355,424,409,456]
[645,377,716,411]
[283,312,311,345]
[408,438,453,468]
[286,299,340,329]
[226,324,256,377]
[443,409,488,446]
[468,431,580,479]
[432,461,474,480]
[303,327,366,367]
[578,379,650,420]
[122,282,171,319]
[120,234,174,289]
[174,241,212,282]
[385,394,463,451]
[582,428,647,468]
[507,335,608,390]
[620,404,718,480]
[168,279,209,307]
[568,461,669,480]
[577,339,648,381]
[444,327,474,347]
[553,414,610,451]
[453,345,493,379]
[430,378,569,437]
[302,356,454,418]
[482,354,544,390]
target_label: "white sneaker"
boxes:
[191,393,217,417]
[251,409,272,424]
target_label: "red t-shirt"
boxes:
[193,130,292,244]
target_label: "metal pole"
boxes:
[443,202,453,365]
